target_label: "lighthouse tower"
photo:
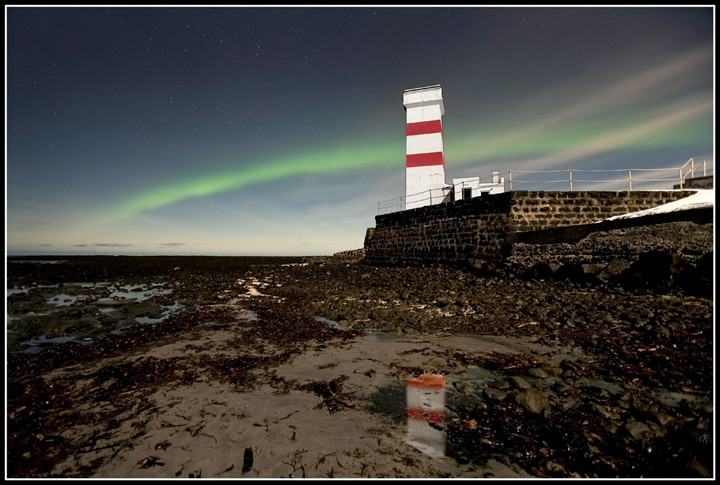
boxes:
[403,84,452,210]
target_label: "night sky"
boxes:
[6,6,714,256]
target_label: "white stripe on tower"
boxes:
[403,85,447,210]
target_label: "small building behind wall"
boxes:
[452,172,506,200]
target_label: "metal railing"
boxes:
[506,158,712,192]
[378,158,712,214]
[679,157,710,189]
[378,187,451,214]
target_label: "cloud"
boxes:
[511,95,712,171]
[524,46,711,133]
[157,242,187,247]
[449,46,713,169]
[93,243,134,247]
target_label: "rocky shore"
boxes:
[5,221,714,478]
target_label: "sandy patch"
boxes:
[41,327,561,478]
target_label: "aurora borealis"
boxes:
[6,6,714,255]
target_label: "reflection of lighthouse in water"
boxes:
[406,373,446,458]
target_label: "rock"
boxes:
[115,318,140,330]
[603,421,621,434]
[616,250,687,291]
[469,259,508,278]
[528,367,549,379]
[679,251,713,297]
[581,263,601,276]
[483,387,508,402]
[453,381,476,395]
[589,403,612,419]
[126,301,164,317]
[542,365,564,377]
[98,314,120,324]
[597,257,631,283]
[514,388,550,415]
[552,380,572,394]
[508,375,532,390]
[624,417,651,440]
[524,263,554,281]
[686,458,711,478]
[554,264,586,283]
[489,378,511,390]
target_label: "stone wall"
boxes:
[364,190,695,266]
[673,176,713,190]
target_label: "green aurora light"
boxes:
[116,141,403,219]
[111,108,712,221]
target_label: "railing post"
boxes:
[628,169,632,191]
[703,160,706,177]
[679,167,683,190]
[400,196,403,211]
[509,171,512,191]
[378,201,381,215]
[429,189,432,205]
[691,157,695,178]
[569,169,573,191]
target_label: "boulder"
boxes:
[614,251,687,291]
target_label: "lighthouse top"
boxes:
[403,84,444,114]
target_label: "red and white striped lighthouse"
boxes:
[403,84,451,210]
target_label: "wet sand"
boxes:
[40,326,556,478]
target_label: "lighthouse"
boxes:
[401,84,505,211]
[403,84,453,210]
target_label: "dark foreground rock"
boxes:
[6,253,714,478]
[509,221,713,297]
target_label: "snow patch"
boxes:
[605,189,714,221]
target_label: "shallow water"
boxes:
[18,335,95,353]
[6,281,181,352]
[107,283,172,302]
[313,315,350,331]
[135,302,185,325]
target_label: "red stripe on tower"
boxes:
[406,152,445,168]
[406,120,443,137]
